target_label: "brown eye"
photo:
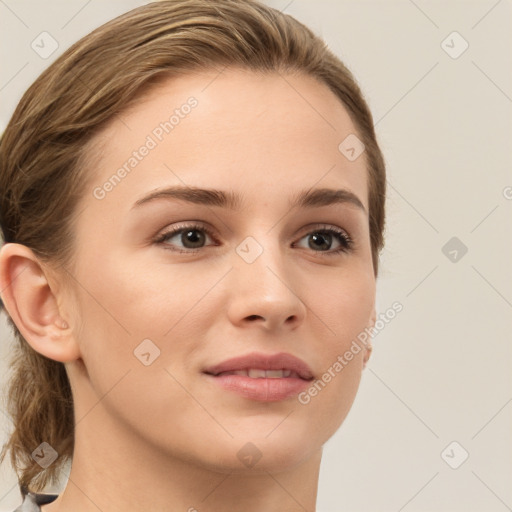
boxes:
[172,229,206,249]
[154,223,216,253]
[295,227,353,255]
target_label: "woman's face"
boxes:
[65,68,376,472]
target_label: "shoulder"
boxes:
[13,491,59,511]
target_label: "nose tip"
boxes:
[227,244,307,330]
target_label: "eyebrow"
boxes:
[131,186,366,214]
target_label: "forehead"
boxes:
[84,68,369,213]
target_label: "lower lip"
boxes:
[204,373,312,402]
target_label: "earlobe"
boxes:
[0,242,80,362]
[362,343,373,368]
[363,304,377,369]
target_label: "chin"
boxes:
[206,430,321,474]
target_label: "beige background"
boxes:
[1,1,511,511]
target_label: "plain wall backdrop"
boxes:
[1,1,511,511]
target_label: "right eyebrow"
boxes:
[131,186,242,211]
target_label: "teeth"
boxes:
[248,368,268,378]
[219,369,297,378]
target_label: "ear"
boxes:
[362,303,376,369]
[0,242,80,362]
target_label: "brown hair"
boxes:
[0,0,386,492]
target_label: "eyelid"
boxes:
[296,222,348,237]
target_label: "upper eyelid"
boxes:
[158,221,350,235]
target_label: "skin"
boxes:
[0,68,376,512]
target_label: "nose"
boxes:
[226,236,307,331]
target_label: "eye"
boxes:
[153,223,216,253]
[294,225,353,255]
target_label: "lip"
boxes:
[202,351,314,402]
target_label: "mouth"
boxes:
[202,352,314,402]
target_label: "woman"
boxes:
[0,0,386,510]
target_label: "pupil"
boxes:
[310,233,331,251]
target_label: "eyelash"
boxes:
[153,222,354,256]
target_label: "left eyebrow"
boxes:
[130,185,366,214]
[290,187,366,214]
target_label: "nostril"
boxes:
[246,315,263,321]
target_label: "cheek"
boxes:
[71,258,218,385]
[77,255,210,337]
[300,267,373,435]
[69,262,210,437]
[320,266,375,349]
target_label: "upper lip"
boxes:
[203,351,314,380]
